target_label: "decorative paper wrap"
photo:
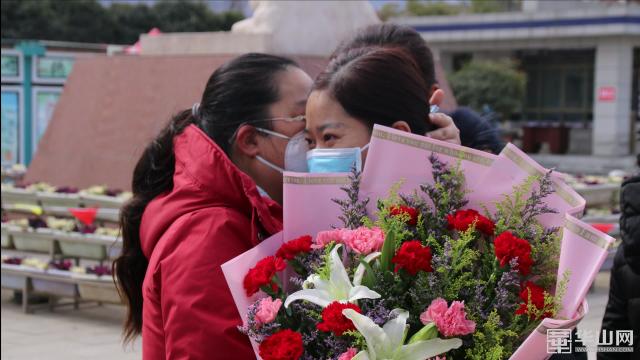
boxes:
[510,300,589,360]
[282,172,351,241]
[360,125,497,216]
[221,231,285,359]
[223,125,613,360]
[471,144,585,228]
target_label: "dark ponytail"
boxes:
[114,53,298,343]
[115,110,194,343]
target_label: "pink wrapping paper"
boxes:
[471,144,585,228]
[221,231,286,359]
[360,125,497,216]
[556,214,615,319]
[282,172,351,241]
[510,300,589,360]
[223,125,610,360]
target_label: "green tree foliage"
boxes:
[378,0,522,20]
[1,0,244,44]
[406,0,461,16]
[449,60,526,121]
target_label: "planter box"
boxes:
[31,277,77,297]
[1,265,28,290]
[10,229,55,253]
[97,208,120,222]
[1,225,12,249]
[56,232,118,260]
[78,281,121,304]
[575,184,620,208]
[1,188,38,206]
[80,194,125,209]
[36,192,82,208]
[59,241,107,260]
[108,245,122,259]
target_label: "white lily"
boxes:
[342,308,462,360]
[284,244,381,308]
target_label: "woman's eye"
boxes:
[322,134,336,143]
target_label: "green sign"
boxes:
[1,54,20,77]
[36,56,74,79]
[1,90,21,165]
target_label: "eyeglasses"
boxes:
[228,115,306,144]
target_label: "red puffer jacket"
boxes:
[140,125,282,359]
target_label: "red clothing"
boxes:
[140,125,282,359]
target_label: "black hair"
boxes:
[332,23,437,91]
[114,53,298,343]
[314,47,431,134]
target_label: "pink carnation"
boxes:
[314,229,348,249]
[420,298,476,337]
[337,348,358,360]
[343,226,385,255]
[255,297,282,327]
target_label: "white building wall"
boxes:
[592,39,635,156]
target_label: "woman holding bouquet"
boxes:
[114,53,314,359]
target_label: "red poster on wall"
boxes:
[598,86,616,102]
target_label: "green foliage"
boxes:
[378,0,521,20]
[406,0,461,16]
[440,228,482,300]
[553,270,571,317]
[465,310,519,360]
[470,0,521,13]
[1,0,243,44]
[450,60,526,121]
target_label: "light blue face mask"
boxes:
[306,143,369,173]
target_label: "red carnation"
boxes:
[446,209,495,236]
[391,240,433,275]
[390,205,419,226]
[259,329,304,360]
[243,256,286,297]
[317,301,362,336]
[276,235,313,260]
[515,281,552,320]
[493,231,533,275]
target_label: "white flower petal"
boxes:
[352,351,371,360]
[394,338,462,360]
[284,289,332,308]
[348,285,381,303]
[382,309,409,350]
[343,308,388,358]
[329,245,352,296]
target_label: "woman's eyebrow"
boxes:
[317,122,344,133]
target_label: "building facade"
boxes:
[1,41,107,167]
[396,0,640,157]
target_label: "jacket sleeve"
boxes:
[159,210,257,360]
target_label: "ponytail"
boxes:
[114,110,193,343]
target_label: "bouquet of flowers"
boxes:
[224,125,613,360]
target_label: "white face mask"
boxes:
[255,128,309,173]
[306,143,369,173]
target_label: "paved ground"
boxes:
[1,289,140,360]
[1,273,612,360]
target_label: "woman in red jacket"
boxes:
[113,53,313,359]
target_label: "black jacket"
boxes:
[448,107,505,154]
[599,175,640,359]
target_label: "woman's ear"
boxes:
[429,86,444,107]
[233,125,260,157]
[391,121,411,133]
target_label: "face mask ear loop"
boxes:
[256,155,285,174]
[256,128,291,140]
